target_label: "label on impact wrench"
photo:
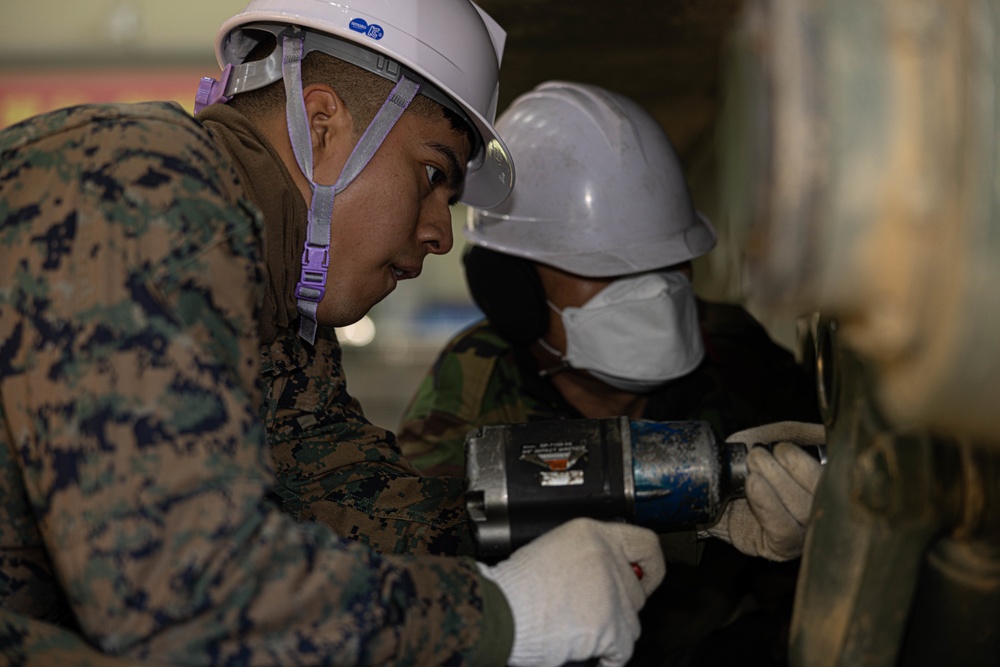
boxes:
[519,440,588,486]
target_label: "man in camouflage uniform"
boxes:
[397,82,825,666]
[0,4,667,666]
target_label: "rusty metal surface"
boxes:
[791,316,1000,666]
[722,0,1000,446]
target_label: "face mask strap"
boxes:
[534,337,571,378]
[279,29,421,344]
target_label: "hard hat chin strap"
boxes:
[281,30,421,344]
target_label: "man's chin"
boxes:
[318,295,389,329]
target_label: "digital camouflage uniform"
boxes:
[259,326,474,556]
[398,303,822,666]
[0,102,511,666]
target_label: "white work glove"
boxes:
[477,517,666,667]
[706,421,825,561]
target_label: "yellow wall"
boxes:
[0,1,247,61]
[0,1,251,127]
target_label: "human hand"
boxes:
[477,518,665,667]
[708,422,825,561]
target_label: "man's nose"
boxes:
[419,202,455,255]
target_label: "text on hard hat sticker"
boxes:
[349,18,384,40]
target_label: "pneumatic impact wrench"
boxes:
[465,417,827,562]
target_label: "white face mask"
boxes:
[541,271,705,393]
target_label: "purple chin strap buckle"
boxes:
[294,244,330,305]
[194,64,234,113]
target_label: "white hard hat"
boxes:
[465,81,716,276]
[212,0,514,209]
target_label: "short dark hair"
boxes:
[228,32,474,147]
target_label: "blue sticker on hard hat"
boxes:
[349,18,384,40]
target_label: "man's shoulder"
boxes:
[401,319,528,432]
[420,320,518,400]
[0,101,244,204]
[1,102,204,153]
[1,100,262,306]
[436,320,514,367]
[0,102,259,232]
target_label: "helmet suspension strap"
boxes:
[281,28,421,343]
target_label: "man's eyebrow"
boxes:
[428,141,466,193]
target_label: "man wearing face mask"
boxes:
[397,81,823,666]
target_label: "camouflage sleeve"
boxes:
[0,104,511,666]
[397,323,531,477]
[0,608,178,667]
[397,372,483,478]
[260,327,477,557]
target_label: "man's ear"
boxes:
[302,83,355,168]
